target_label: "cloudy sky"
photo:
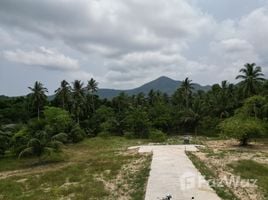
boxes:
[0,0,268,96]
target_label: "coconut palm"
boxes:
[72,80,85,123]
[28,81,48,120]
[86,78,98,112]
[19,131,66,161]
[148,89,156,105]
[236,63,265,97]
[54,80,71,110]
[180,77,194,109]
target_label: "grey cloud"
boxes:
[0,0,267,94]
[0,0,213,57]
[2,47,80,71]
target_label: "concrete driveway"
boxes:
[131,145,221,200]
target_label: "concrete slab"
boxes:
[133,145,221,200]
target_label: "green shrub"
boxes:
[219,116,265,145]
[126,107,151,138]
[27,119,46,133]
[0,130,12,155]
[124,132,135,139]
[51,132,68,144]
[19,130,65,159]
[69,124,86,143]
[12,128,30,155]
[149,129,167,143]
[43,106,73,133]
[98,131,110,138]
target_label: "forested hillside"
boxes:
[96,76,211,99]
[0,63,267,158]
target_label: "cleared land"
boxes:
[0,137,152,200]
[0,136,267,200]
[189,138,268,200]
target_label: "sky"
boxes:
[0,0,268,96]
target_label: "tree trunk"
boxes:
[240,138,248,146]
[37,106,40,120]
[62,98,65,110]
[91,94,95,112]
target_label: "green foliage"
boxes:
[98,131,110,138]
[149,129,167,143]
[124,132,135,139]
[149,103,171,132]
[0,129,12,155]
[237,95,268,120]
[19,130,64,159]
[69,124,86,143]
[28,81,48,120]
[54,80,71,110]
[43,106,73,133]
[199,116,221,136]
[0,97,31,124]
[12,128,30,155]
[126,107,151,138]
[27,118,47,133]
[219,116,265,145]
[236,63,265,97]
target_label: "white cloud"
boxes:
[3,46,80,71]
[240,7,268,56]
[0,0,214,56]
[0,0,267,94]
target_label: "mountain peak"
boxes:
[97,76,211,99]
[154,76,175,81]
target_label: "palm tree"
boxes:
[54,80,71,110]
[19,131,66,161]
[148,89,156,105]
[180,77,194,109]
[236,63,265,97]
[86,78,98,112]
[72,80,85,123]
[28,81,48,120]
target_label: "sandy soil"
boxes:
[193,139,268,200]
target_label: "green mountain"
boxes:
[1,77,211,100]
[97,76,211,99]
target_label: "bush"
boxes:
[51,132,68,144]
[18,130,65,159]
[219,116,265,145]
[149,129,167,143]
[44,106,73,133]
[124,132,135,139]
[0,130,12,155]
[27,119,46,133]
[126,107,151,138]
[12,128,30,155]
[69,124,86,143]
[98,131,110,138]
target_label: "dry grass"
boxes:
[0,137,152,200]
[191,138,268,200]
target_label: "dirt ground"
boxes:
[192,139,268,200]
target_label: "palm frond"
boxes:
[18,147,34,159]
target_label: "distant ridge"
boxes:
[97,76,211,99]
[1,77,211,100]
